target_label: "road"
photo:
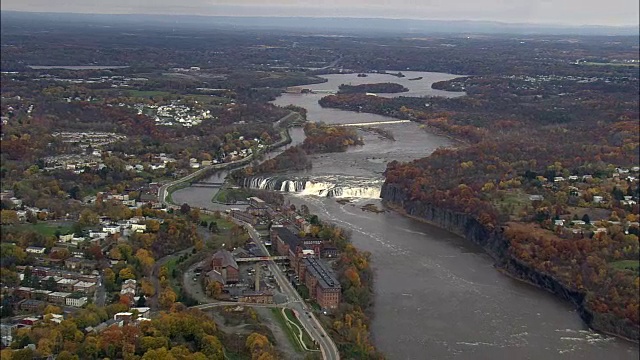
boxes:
[148,246,194,310]
[94,273,107,306]
[237,219,340,360]
[158,111,296,206]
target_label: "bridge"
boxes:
[191,301,284,310]
[236,256,288,262]
[336,119,411,127]
[191,181,225,187]
[311,89,337,94]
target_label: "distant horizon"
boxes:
[1,0,639,28]
[1,9,639,30]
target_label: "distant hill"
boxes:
[1,10,638,36]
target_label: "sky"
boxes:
[2,0,639,26]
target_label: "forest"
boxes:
[231,122,363,180]
[376,61,639,340]
[337,83,408,94]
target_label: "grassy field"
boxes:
[212,187,251,204]
[493,189,530,219]
[270,308,304,353]
[16,222,74,237]
[126,90,172,98]
[609,260,640,272]
[199,215,234,231]
[579,62,639,67]
[282,309,317,350]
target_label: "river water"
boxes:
[172,71,639,359]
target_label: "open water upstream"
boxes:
[173,72,639,359]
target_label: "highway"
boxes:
[238,219,341,360]
[158,111,298,207]
[155,110,339,359]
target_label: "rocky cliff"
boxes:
[381,182,638,342]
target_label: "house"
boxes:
[248,197,267,215]
[593,196,604,204]
[205,269,225,292]
[48,292,71,305]
[130,307,150,318]
[19,299,45,312]
[30,290,52,301]
[59,234,75,242]
[14,287,34,299]
[120,279,137,296]
[47,314,64,324]
[26,247,46,255]
[73,281,97,295]
[210,249,239,284]
[102,225,120,235]
[66,296,88,308]
[20,317,40,326]
[64,257,83,270]
[57,278,79,292]
[89,231,108,239]
[113,312,133,324]
[131,224,146,232]
[528,195,544,201]
[554,219,565,227]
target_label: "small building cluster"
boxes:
[271,226,341,310]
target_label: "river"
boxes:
[172,71,639,359]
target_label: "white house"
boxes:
[58,234,74,242]
[102,225,120,235]
[66,297,88,308]
[89,231,108,239]
[26,246,46,254]
[131,224,147,233]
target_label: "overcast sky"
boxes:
[2,0,639,26]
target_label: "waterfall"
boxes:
[242,175,382,199]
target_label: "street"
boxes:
[240,220,341,360]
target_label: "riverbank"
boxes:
[162,116,294,206]
[381,189,639,344]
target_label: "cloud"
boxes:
[1,0,638,26]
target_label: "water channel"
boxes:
[172,71,639,359]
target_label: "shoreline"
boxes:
[381,200,640,345]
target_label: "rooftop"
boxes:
[272,226,300,249]
[303,258,340,290]
[212,249,239,270]
[206,269,225,284]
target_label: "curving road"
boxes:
[237,219,340,360]
[156,111,339,360]
[158,111,298,207]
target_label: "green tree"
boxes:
[78,209,99,228]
